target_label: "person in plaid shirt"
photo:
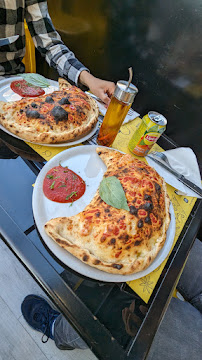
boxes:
[0,0,115,105]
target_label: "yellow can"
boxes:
[128,111,167,156]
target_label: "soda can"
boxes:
[128,111,167,156]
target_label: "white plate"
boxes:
[32,145,176,282]
[0,76,98,146]
[0,76,59,102]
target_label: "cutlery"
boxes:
[87,92,107,105]
[0,35,19,46]
[147,153,202,197]
[150,151,173,167]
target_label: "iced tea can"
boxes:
[128,111,167,156]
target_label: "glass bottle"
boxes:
[97,80,138,147]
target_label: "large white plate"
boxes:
[0,76,98,146]
[32,145,176,282]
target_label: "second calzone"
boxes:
[44,147,170,275]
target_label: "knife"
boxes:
[146,154,202,197]
[0,35,19,46]
[86,92,106,105]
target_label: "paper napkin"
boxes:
[146,147,202,198]
[86,92,140,124]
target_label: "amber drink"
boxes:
[97,80,138,147]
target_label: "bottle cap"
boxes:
[114,80,138,104]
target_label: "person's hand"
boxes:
[79,71,115,106]
[87,77,115,107]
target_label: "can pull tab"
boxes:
[153,115,162,122]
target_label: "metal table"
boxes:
[0,130,202,360]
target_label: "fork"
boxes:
[150,151,172,167]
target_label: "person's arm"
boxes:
[25,0,88,86]
[25,1,115,104]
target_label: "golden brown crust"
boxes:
[0,78,99,144]
[44,148,171,275]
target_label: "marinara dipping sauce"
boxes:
[10,79,45,97]
[43,165,86,203]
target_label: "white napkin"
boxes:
[146,147,202,198]
[86,92,140,124]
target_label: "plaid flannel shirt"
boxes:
[0,0,89,85]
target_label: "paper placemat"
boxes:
[27,117,197,303]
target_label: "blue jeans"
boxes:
[54,314,87,349]
[53,239,202,358]
[147,298,202,360]
[177,238,202,313]
[147,238,202,360]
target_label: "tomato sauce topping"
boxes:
[10,79,45,97]
[43,165,86,203]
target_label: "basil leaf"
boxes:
[50,181,55,190]
[99,176,129,211]
[66,191,77,200]
[18,73,50,88]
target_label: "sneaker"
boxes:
[21,294,60,343]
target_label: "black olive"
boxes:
[155,182,161,193]
[58,97,71,105]
[39,114,45,119]
[124,234,129,242]
[123,168,128,173]
[51,106,68,123]
[144,194,151,201]
[137,219,143,228]
[26,109,40,119]
[31,102,38,108]
[143,202,153,210]
[129,206,138,215]
[145,216,151,224]
[110,238,116,245]
[45,96,54,103]
[19,109,23,113]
